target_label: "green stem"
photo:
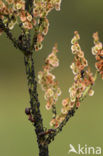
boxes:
[25,0,34,14]
[80,70,98,102]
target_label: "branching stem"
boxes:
[45,70,98,145]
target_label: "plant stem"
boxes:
[39,144,49,156]
[24,54,49,156]
[80,70,98,102]
[0,19,31,55]
[1,15,49,155]
[25,0,34,14]
[44,108,76,145]
[45,70,98,145]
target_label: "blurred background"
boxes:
[0,0,103,156]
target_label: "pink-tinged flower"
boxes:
[52,44,58,53]
[62,98,69,107]
[0,1,5,9]
[28,22,33,29]
[34,43,43,51]
[20,12,26,22]
[88,89,94,96]
[58,116,65,123]
[69,102,75,108]
[16,2,22,10]
[43,28,49,35]
[48,97,54,105]
[71,43,81,54]
[43,65,51,72]
[46,53,59,67]
[50,118,56,127]
[44,88,54,99]
[45,103,52,110]
[81,82,86,90]
[34,44,39,52]
[76,101,80,108]
[74,31,80,39]
[100,50,103,56]
[83,58,88,67]
[54,121,59,128]
[95,42,102,50]
[96,55,101,61]
[71,36,77,44]
[92,33,103,79]
[71,45,76,54]
[55,3,61,11]
[0,14,4,20]
[92,47,98,55]
[22,21,29,29]
[70,96,76,102]
[37,33,44,43]
[69,87,76,96]
[38,44,61,112]
[23,21,33,30]
[78,50,84,58]
[27,14,32,22]
[6,0,14,4]
[93,32,99,41]
[48,73,55,80]
[76,92,82,98]
[61,108,68,115]
[83,77,90,86]
[33,8,38,17]
[38,71,43,80]
[70,62,75,70]
[70,89,76,98]
[51,60,59,67]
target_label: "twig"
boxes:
[25,0,34,14]
[52,104,57,119]
[0,19,31,55]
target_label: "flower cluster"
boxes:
[33,0,62,18]
[0,0,26,32]
[34,18,49,51]
[49,97,72,128]
[0,0,62,51]
[0,0,25,31]
[38,44,61,110]
[49,31,95,128]
[92,32,103,79]
[70,31,95,104]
